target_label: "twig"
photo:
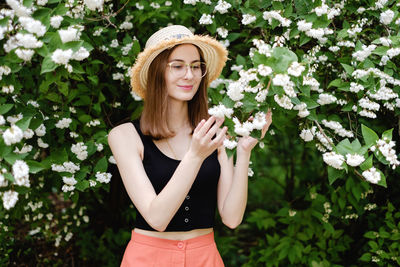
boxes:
[315,120,335,147]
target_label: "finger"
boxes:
[211,126,227,147]
[193,119,205,134]
[197,116,216,136]
[205,117,224,140]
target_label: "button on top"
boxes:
[184,218,189,223]
[177,242,184,249]
[185,206,189,211]
[185,195,190,200]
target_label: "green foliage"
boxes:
[0,0,399,266]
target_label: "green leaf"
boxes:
[75,180,89,192]
[360,253,371,261]
[361,124,379,147]
[336,138,353,155]
[377,169,387,188]
[4,173,15,183]
[328,79,344,88]
[0,104,13,115]
[382,128,393,140]
[41,56,58,74]
[341,63,354,75]
[15,116,32,131]
[26,160,45,173]
[328,166,344,185]
[360,155,373,171]
[272,47,298,73]
[94,157,108,173]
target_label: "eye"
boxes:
[171,63,184,69]
[191,63,201,69]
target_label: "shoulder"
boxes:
[108,122,143,153]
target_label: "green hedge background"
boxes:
[1,0,400,266]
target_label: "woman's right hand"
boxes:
[188,116,227,160]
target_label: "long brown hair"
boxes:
[140,44,209,139]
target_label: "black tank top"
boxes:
[132,120,221,231]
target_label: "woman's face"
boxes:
[164,44,203,102]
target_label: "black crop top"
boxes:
[131,120,221,232]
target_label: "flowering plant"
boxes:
[0,0,399,265]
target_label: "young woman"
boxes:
[108,25,272,267]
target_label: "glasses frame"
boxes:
[167,61,207,79]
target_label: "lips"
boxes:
[178,85,193,90]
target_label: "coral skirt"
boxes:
[120,230,225,267]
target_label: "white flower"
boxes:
[380,9,394,25]
[35,124,46,136]
[37,138,49,148]
[323,152,345,169]
[95,172,112,183]
[2,125,23,145]
[274,94,293,109]
[208,104,234,119]
[352,45,376,62]
[300,127,316,142]
[317,93,337,105]
[359,97,380,111]
[250,112,266,130]
[329,46,340,52]
[119,21,133,30]
[297,20,312,32]
[108,156,116,164]
[0,174,8,187]
[12,160,29,180]
[55,118,72,129]
[349,82,364,93]
[214,0,231,14]
[2,190,19,210]
[233,117,253,137]
[362,167,381,184]
[199,14,213,25]
[227,81,244,101]
[50,16,63,29]
[346,154,365,167]
[2,85,14,94]
[84,0,104,11]
[18,17,46,37]
[0,115,5,126]
[71,142,88,161]
[52,162,80,173]
[58,27,81,43]
[223,138,237,150]
[242,14,256,25]
[288,62,305,77]
[263,11,291,27]
[89,180,97,187]
[380,37,392,46]
[15,33,43,49]
[183,0,197,5]
[150,2,160,8]
[257,64,272,76]
[5,0,32,17]
[294,102,309,118]
[37,0,48,5]
[15,48,34,61]
[110,39,119,48]
[216,27,228,38]
[51,49,73,65]
[62,176,77,192]
[72,47,90,61]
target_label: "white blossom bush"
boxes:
[0,0,399,265]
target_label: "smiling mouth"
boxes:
[178,85,193,90]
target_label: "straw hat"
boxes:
[130,25,228,99]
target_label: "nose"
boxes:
[184,65,194,79]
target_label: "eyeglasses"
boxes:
[167,61,207,78]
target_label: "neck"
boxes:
[167,98,190,132]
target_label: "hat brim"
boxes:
[130,35,228,99]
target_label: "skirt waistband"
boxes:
[131,230,215,250]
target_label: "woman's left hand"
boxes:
[237,110,273,154]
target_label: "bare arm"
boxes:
[108,117,227,232]
[217,111,273,229]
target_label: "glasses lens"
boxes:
[169,62,207,78]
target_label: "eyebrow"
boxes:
[168,59,201,63]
